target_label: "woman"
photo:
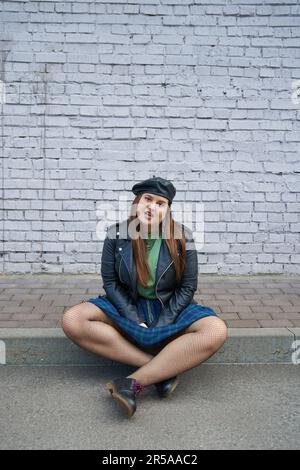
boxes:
[61,176,228,418]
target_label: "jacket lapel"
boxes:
[119,241,137,289]
[120,236,172,287]
[118,219,173,293]
[155,239,173,282]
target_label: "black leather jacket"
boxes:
[100,219,198,327]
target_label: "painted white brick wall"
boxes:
[1,0,300,275]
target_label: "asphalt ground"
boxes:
[1,363,299,450]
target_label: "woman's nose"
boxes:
[147,204,155,213]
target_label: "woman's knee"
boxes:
[61,303,109,340]
[212,319,228,350]
[61,305,84,340]
[194,317,228,353]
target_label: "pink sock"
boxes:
[132,378,146,396]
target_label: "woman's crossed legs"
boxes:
[61,302,228,386]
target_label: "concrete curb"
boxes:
[0,328,299,365]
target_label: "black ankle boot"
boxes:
[155,376,179,398]
[105,377,146,417]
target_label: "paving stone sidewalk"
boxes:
[0,274,299,329]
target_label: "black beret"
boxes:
[131,176,176,203]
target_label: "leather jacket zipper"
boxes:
[120,253,131,283]
[120,253,136,299]
[146,299,154,324]
[155,260,174,309]
[118,257,124,284]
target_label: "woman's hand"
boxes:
[139,322,148,328]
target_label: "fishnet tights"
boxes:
[61,302,227,387]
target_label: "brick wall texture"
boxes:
[1,0,300,274]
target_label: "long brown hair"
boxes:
[127,193,187,289]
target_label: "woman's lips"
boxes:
[144,211,153,218]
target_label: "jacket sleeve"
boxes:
[154,230,198,327]
[101,232,142,324]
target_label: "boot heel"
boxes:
[105,381,136,417]
[155,376,179,398]
[106,382,114,394]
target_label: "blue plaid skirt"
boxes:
[84,294,219,349]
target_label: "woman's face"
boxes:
[136,193,169,230]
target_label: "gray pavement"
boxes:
[1,364,299,450]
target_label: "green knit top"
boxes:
[136,233,162,299]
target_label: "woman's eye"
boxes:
[144,196,164,206]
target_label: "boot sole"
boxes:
[106,382,135,417]
[157,377,179,398]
